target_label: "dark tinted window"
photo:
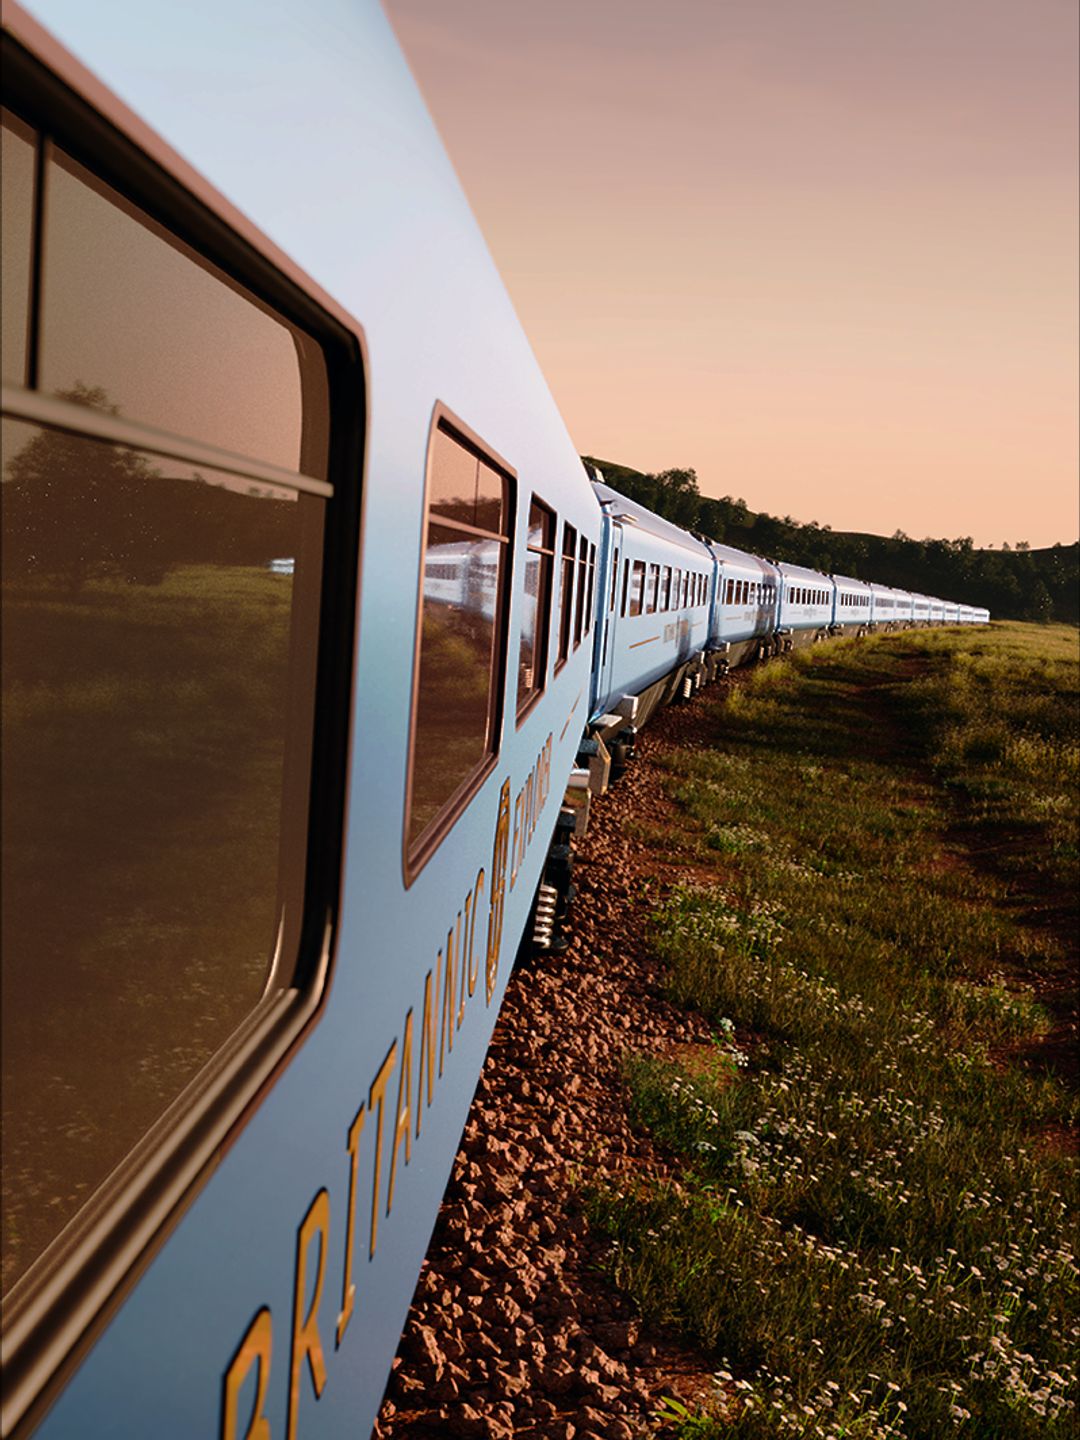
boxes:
[1,110,35,385]
[517,498,554,715]
[585,543,596,634]
[408,424,511,853]
[629,560,645,617]
[40,149,329,480]
[646,564,658,614]
[557,523,576,668]
[1,424,325,1297]
[2,113,336,1301]
[574,533,587,648]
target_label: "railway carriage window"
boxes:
[724,578,733,604]
[629,560,645,616]
[517,497,555,716]
[40,148,328,477]
[1,117,345,1299]
[574,533,587,648]
[557,522,576,668]
[610,548,620,612]
[2,110,35,385]
[621,556,630,616]
[647,563,659,614]
[410,423,512,851]
[586,543,596,633]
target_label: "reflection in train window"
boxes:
[517,497,555,717]
[1,110,35,386]
[557,522,576,670]
[646,564,658,614]
[629,560,645,617]
[1,111,338,1301]
[409,423,512,854]
[621,557,630,617]
[585,543,596,635]
[0,420,325,1298]
[574,533,587,649]
[40,147,330,480]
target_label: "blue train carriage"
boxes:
[1,3,599,1436]
[912,593,932,627]
[702,539,780,666]
[829,573,873,637]
[586,479,715,745]
[869,582,909,631]
[774,561,836,651]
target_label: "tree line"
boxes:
[583,457,1078,625]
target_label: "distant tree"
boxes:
[581,453,1079,623]
[2,384,168,592]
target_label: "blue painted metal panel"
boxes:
[589,484,712,719]
[11,3,599,1436]
[776,561,834,634]
[703,541,779,648]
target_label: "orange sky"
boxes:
[385,0,1078,550]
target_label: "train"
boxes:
[0,3,989,1436]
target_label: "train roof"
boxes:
[775,559,833,585]
[591,481,712,561]
[700,538,778,576]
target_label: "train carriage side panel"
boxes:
[2,3,599,1437]
[831,573,873,634]
[588,482,712,727]
[703,540,779,667]
[776,561,834,649]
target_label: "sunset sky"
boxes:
[385,0,1078,550]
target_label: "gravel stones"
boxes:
[373,696,725,1439]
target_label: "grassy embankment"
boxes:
[589,622,1078,1439]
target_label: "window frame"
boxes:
[516,493,555,725]
[573,530,588,649]
[556,520,577,673]
[0,31,366,1436]
[585,541,596,635]
[404,407,516,879]
[629,559,645,617]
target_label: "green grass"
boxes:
[588,624,1078,1438]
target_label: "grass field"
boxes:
[589,623,1078,1438]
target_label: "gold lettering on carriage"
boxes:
[221,762,543,1436]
